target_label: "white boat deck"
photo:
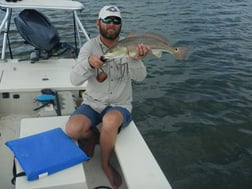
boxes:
[0,60,87,93]
[115,122,171,188]
[1,113,172,189]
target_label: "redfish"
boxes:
[103,33,187,60]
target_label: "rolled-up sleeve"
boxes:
[70,62,94,86]
[70,40,99,86]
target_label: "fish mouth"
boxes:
[100,56,108,62]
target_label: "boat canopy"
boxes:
[0,0,84,10]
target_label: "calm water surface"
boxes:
[1,0,252,188]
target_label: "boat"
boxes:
[0,0,172,188]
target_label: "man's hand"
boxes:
[133,43,152,61]
[88,55,105,69]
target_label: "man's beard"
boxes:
[99,26,121,40]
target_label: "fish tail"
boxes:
[173,47,187,60]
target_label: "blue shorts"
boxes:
[71,104,132,132]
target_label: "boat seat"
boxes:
[15,116,88,189]
[115,122,172,188]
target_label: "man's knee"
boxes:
[65,114,92,139]
[102,111,123,132]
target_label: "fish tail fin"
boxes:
[173,47,188,60]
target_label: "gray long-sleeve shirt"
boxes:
[70,36,147,113]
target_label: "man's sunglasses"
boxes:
[101,17,122,25]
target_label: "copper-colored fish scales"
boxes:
[104,33,187,60]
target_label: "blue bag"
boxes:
[5,128,89,181]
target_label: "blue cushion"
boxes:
[5,128,89,181]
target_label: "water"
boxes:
[1,0,252,188]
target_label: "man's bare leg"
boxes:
[100,110,123,189]
[79,132,99,158]
[66,114,98,157]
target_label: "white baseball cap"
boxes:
[98,5,121,19]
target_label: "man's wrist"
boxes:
[88,56,95,69]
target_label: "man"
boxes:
[66,5,151,189]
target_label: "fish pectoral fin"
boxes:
[126,47,132,59]
[152,50,162,58]
[126,47,136,59]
